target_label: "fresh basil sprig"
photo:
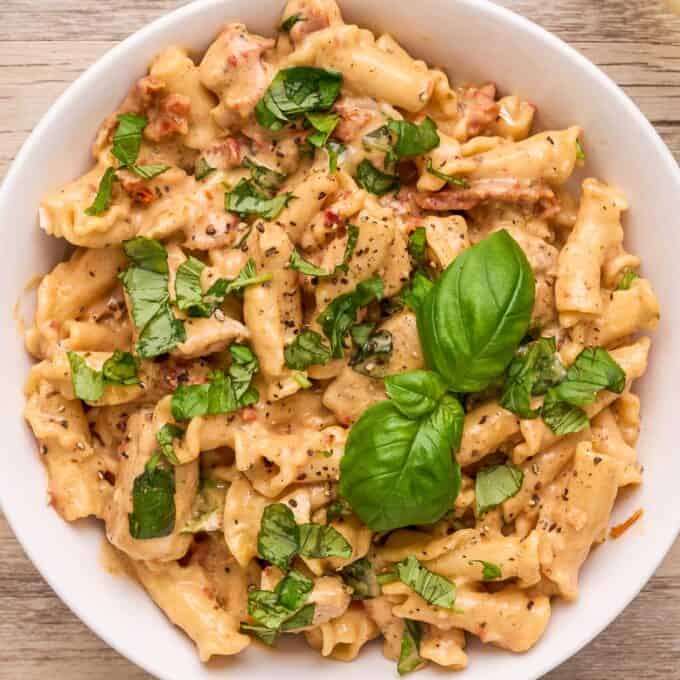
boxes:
[67,350,140,402]
[417,229,535,392]
[255,67,342,131]
[288,225,359,278]
[475,464,524,515]
[128,456,176,540]
[317,276,384,358]
[170,344,259,419]
[257,503,352,571]
[339,390,463,531]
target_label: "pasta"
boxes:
[22,0,659,672]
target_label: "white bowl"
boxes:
[1,1,678,678]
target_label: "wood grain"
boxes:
[1,1,679,678]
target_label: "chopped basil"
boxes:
[284,329,331,370]
[475,464,524,515]
[541,392,589,436]
[255,67,342,130]
[500,337,565,419]
[349,327,393,377]
[388,117,439,159]
[326,140,345,173]
[156,423,184,465]
[326,498,352,522]
[426,159,470,187]
[617,270,639,290]
[244,570,315,644]
[377,570,399,585]
[470,560,502,581]
[288,224,358,277]
[356,159,400,196]
[291,371,312,388]
[243,157,287,193]
[194,156,215,181]
[85,167,117,216]
[67,352,104,401]
[317,276,384,358]
[170,344,259,419]
[298,523,353,559]
[306,112,340,148]
[408,227,427,268]
[341,557,380,600]
[257,503,300,572]
[226,178,293,219]
[402,270,434,312]
[68,350,140,402]
[280,12,305,32]
[174,256,207,315]
[575,139,586,161]
[130,163,170,180]
[398,620,425,675]
[119,238,185,358]
[112,113,147,167]
[128,460,175,540]
[362,125,392,153]
[396,555,457,609]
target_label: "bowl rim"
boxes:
[2,1,679,679]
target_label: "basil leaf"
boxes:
[288,224,359,278]
[396,555,457,609]
[326,140,345,173]
[275,569,314,610]
[306,112,339,148]
[101,350,140,385]
[256,67,342,129]
[156,423,184,465]
[349,322,374,348]
[130,164,170,180]
[298,523,352,559]
[425,159,470,187]
[356,159,400,196]
[284,329,331,370]
[119,267,169,328]
[326,498,352,523]
[136,305,186,358]
[339,395,464,531]
[279,603,315,631]
[257,503,300,571]
[475,464,524,515]
[402,270,434,312]
[362,125,392,153]
[239,623,278,646]
[171,383,210,420]
[112,113,147,167]
[349,328,393,377]
[85,167,117,216]
[541,391,589,436]
[281,12,305,31]
[500,337,565,419]
[229,343,259,399]
[243,157,286,193]
[195,157,215,181]
[318,276,384,358]
[575,139,586,161]
[388,117,439,159]
[417,229,535,392]
[341,558,380,600]
[408,227,427,268]
[226,178,293,220]
[398,620,425,676]
[616,270,638,290]
[471,560,502,581]
[67,352,105,401]
[549,347,625,407]
[123,236,169,274]
[384,370,448,419]
[175,256,208,316]
[128,464,175,539]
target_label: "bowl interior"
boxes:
[1,1,679,679]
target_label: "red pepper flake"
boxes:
[610,508,643,539]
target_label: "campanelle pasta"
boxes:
[23,0,659,673]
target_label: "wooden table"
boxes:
[1,1,679,677]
